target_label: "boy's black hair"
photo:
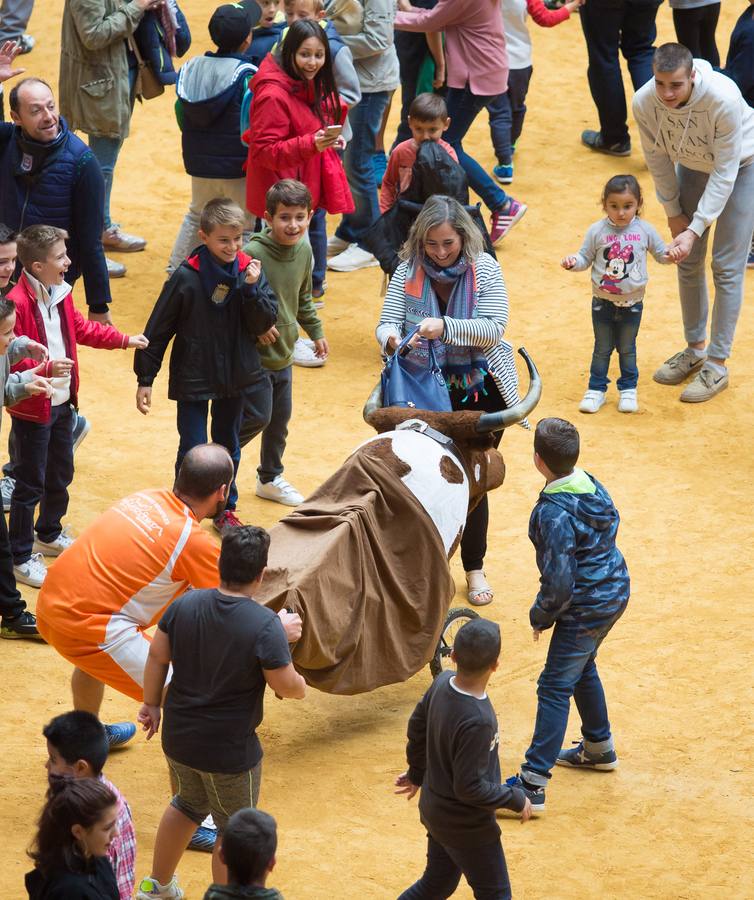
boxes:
[222,807,277,885]
[219,525,270,587]
[0,223,17,245]
[409,92,448,123]
[0,298,16,322]
[601,174,643,213]
[453,618,500,674]
[653,42,693,74]
[266,178,313,216]
[42,711,109,776]
[534,417,580,476]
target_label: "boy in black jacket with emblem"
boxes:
[395,619,531,900]
[134,198,277,534]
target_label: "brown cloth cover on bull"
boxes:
[255,442,457,695]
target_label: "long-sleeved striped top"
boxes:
[376,253,524,418]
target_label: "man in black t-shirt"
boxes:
[136,526,306,898]
[395,619,532,900]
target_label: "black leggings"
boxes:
[672,4,720,66]
[450,376,504,573]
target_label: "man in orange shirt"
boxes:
[38,444,237,746]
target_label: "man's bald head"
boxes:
[174,444,234,501]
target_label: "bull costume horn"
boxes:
[363,381,383,422]
[475,348,542,433]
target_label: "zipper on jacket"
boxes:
[19,184,30,229]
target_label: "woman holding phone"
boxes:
[245,19,354,245]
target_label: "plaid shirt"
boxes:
[101,775,136,900]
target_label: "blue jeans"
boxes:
[443,86,509,213]
[486,67,533,165]
[238,368,292,483]
[589,298,643,391]
[308,208,327,291]
[336,91,389,248]
[579,0,660,145]
[9,404,74,565]
[176,397,244,510]
[399,834,511,900]
[522,604,626,785]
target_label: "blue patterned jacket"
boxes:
[528,469,630,630]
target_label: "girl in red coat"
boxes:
[245,18,353,292]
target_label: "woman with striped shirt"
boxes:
[376,195,522,607]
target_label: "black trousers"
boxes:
[0,508,24,619]
[398,833,512,900]
[672,4,720,66]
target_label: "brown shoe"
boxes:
[102,226,146,252]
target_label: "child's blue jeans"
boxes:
[589,298,643,392]
[486,66,533,165]
[521,603,627,787]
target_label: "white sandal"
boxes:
[466,570,494,607]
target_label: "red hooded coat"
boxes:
[244,55,354,218]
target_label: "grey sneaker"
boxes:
[556,741,618,770]
[680,364,729,403]
[653,348,706,385]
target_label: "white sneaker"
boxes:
[617,389,638,413]
[293,337,325,368]
[13,552,46,588]
[256,475,304,506]
[136,875,184,899]
[326,234,349,257]
[327,243,379,272]
[579,389,606,414]
[34,527,75,557]
[1,475,14,512]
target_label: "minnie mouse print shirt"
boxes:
[569,216,669,306]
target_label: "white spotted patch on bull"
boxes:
[355,429,469,556]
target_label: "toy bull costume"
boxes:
[255,350,541,695]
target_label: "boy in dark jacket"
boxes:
[135,198,277,534]
[203,808,283,900]
[168,1,261,271]
[395,618,531,900]
[507,417,629,813]
[245,0,285,67]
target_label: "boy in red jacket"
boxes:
[7,225,148,589]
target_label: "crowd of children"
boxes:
[1,0,753,897]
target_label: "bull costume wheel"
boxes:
[430,607,481,678]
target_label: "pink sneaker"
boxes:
[490,199,527,245]
[213,509,244,535]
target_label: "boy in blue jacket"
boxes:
[507,417,629,813]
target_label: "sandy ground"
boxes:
[1,3,753,898]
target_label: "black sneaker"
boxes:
[1,610,45,640]
[556,740,618,770]
[581,129,631,157]
[505,774,546,814]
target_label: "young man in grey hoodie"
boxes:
[632,42,754,403]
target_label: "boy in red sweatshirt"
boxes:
[7,224,147,589]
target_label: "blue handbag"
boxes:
[381,327,453,412]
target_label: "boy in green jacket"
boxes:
[203,807,283,899]
[240,179,328,507]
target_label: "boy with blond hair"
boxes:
[7,225,147,589]
[136,198,278,534]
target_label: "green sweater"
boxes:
[244,231,324,371]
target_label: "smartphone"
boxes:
[325,124,342,137]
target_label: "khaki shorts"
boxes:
[167,756,262,832]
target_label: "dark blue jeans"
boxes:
[336,91,390,249]
[486,67,533,165]
[579,0,661,145]
[522,604,626,784]
[589,298,643,391]
[176,397,243,510]
[9,404,74,564]
[0,505,24,619]
[309,208,327,291]
[444,86,509,213]
[238,367,292,484]
[399,834,511,900]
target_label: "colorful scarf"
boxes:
[403,256,488,399]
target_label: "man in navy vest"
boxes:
[0,71,113,324]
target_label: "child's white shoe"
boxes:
[617,388,638,413]
[579,390,606,414]
[136,875,184,899]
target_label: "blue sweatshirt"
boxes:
[528,468,630,630]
